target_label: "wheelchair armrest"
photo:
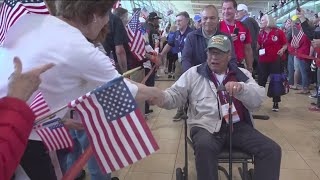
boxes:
[252,114,270,120]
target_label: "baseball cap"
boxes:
[148,12,162,20]
[237,4,248,12]
[194,14,201,22]
[206,35,231,52]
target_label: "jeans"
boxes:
[287,54,294,85]
[297,58,311,89]
[58,130,111,180]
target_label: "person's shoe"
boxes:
[272,102,279,112]
[173,112,183,121]
[308,105,320,112]
[74,170,86,180]
[309,93,317,99]
[145,109,153,115]
[180,113,188,120]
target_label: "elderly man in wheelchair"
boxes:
[152,35,281,180]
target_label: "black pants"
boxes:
[191,121,281,180]
[20,140,57,180]
[144,68,155,113]
[258,61,282,102]
[167,52,178,73]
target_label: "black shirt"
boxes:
[103,13,129,62]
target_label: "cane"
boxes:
[228,91,233,180]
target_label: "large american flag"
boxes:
[0,0,49,44]
[127,9,146,61]
[36,118,74,152]
[30,91,51,120]
[68,77,159,173]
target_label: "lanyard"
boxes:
[261,31,270,48]
[225,22,236,34]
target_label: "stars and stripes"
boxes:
[30,91,51,120]
[36,118,74,152]
[0,0,49,44]
[291,27,304,48]
[140,7,149,20]
[127,9,146,61]
[68,77,159,173]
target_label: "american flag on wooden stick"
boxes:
[68,77,159,173]
[0,0,49,44]
[126,9,146,61]
[30,91,51,120]
[36,117,74,152]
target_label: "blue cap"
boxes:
[194,15,201,22]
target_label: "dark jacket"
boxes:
[242,17,260,61]
[300,20,320,40]
[181,28,238,72]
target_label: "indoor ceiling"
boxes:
[190,0,275,16]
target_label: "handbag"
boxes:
[267,56,289,97]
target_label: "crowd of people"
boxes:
[0,0,319,180]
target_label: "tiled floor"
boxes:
[93,80,320,180]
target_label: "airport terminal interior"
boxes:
[1,0,320,180]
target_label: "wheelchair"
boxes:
[176,115,270,180]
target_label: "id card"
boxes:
[221,104,240,123]
[178,52,182,58]
[259,48,266,55]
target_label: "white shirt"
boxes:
[0,14,138,140]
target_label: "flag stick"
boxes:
[62,146,93,180]
[34,66,143,125]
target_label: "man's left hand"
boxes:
[225,81,243,95]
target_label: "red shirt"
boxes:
[287,25,311,61]
[219,21,252,62]
[258,28,287,63]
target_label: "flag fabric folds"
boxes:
[30,91,51,120]
[36,117,74,152]
[68,77,159,173]
[0,0,49,44]
[127,9,146,61]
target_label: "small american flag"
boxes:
[30,91,51,120]
[0,0,49,44]
[36,118,74,152]
[68,77,159,173]
[127,9,146,61]
[141,7,149,20]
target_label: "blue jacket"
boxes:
[181,28,238,72]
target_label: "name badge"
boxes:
[259,48,266,55]
[221,103,240,123]
[178,52,182,58]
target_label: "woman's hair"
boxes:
[113,7,128,18]
[263,14,277,28]
[56,0,116,25]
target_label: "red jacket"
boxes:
[0,97,35,180]
[288,27,311,61]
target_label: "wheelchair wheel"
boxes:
[248,168,254,180]
[176,167,184,180]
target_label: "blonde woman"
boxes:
[258,14,287,111]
